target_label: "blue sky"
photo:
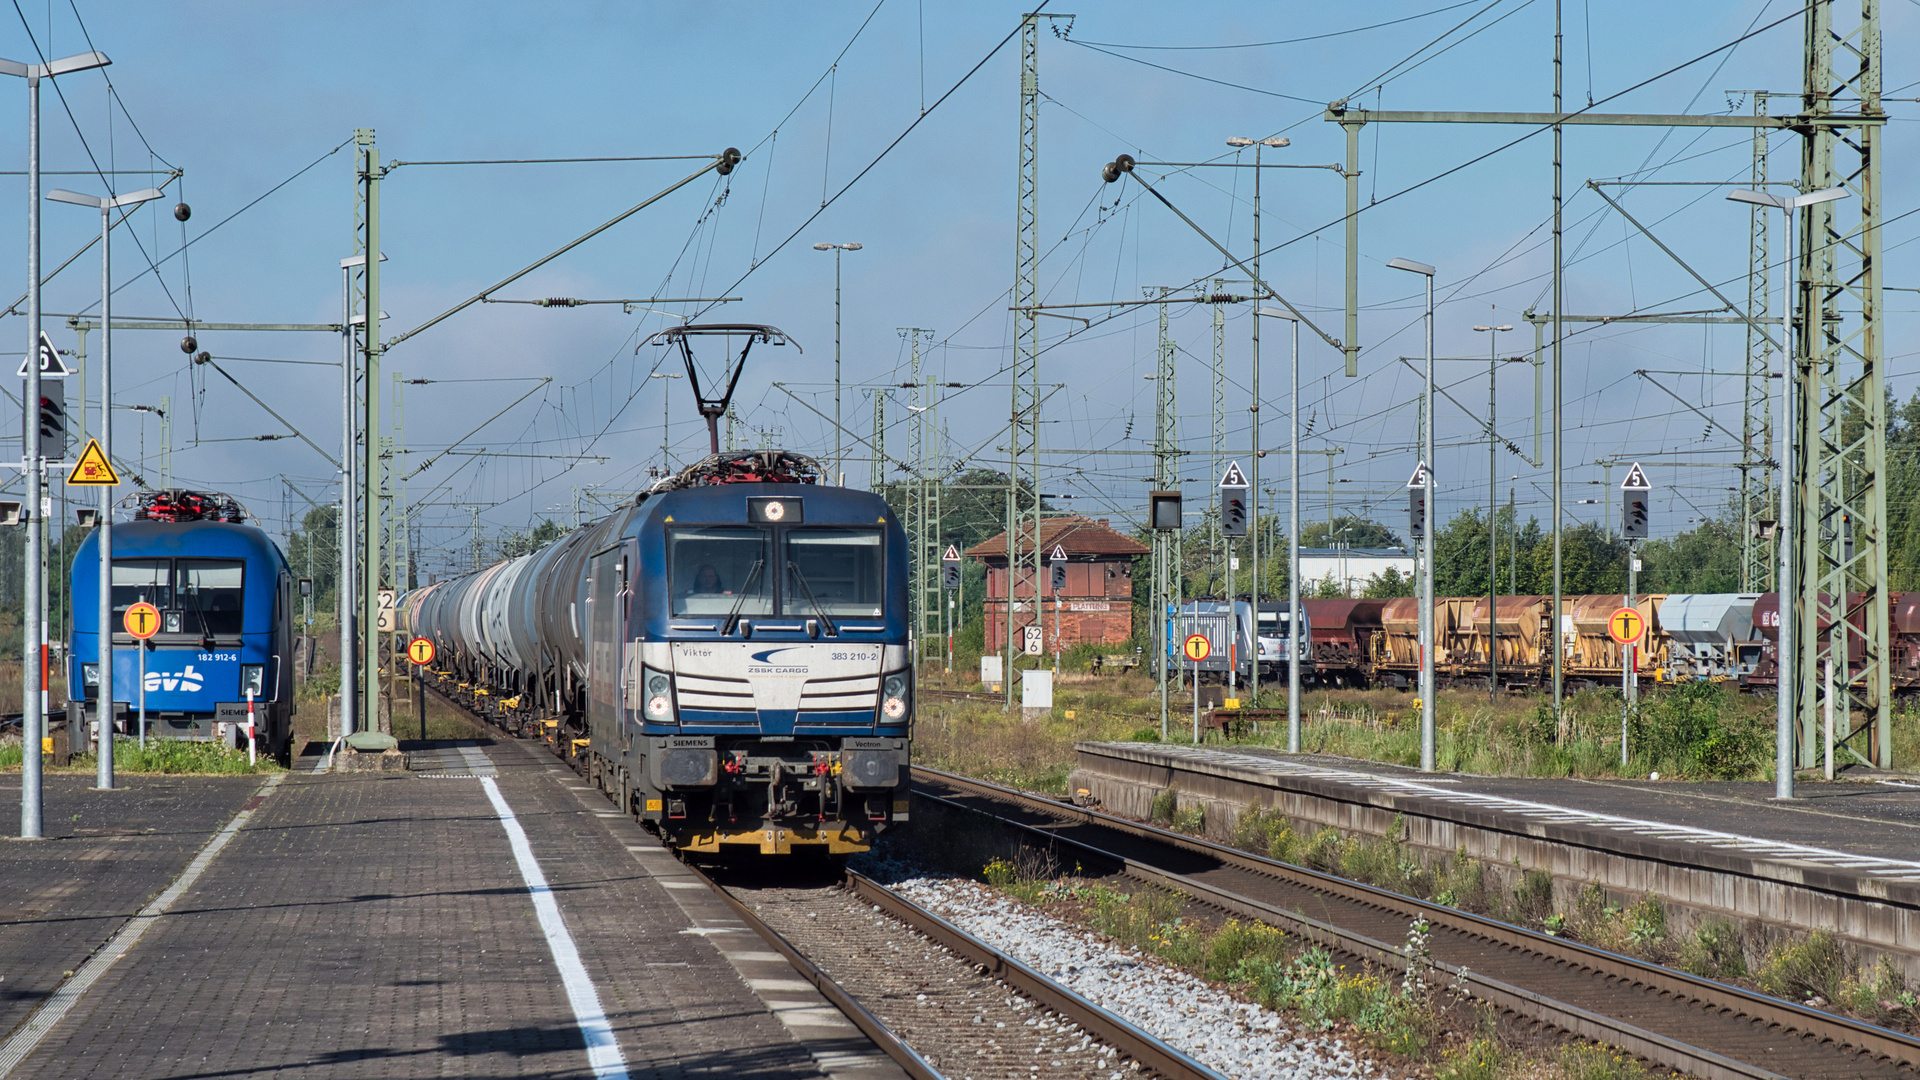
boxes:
[0,1,1910,577]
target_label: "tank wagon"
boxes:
[67,490,296,762]
[405,449,911,857]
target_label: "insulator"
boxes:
[538,297,581,307]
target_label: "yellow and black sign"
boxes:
[407,637,436,666]
[124,601,160,640]
[1183,633,1212,662]
[1608,607,1646,646]
[67,439,118,486]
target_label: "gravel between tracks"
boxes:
[892,876,1398,1080]
[734,882,1140,1080]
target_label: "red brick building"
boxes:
[966,516,1149,654]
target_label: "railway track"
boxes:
[911,766,1920,1080]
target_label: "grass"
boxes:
[914,666,1920,792]
[0,735,280,774]
[1220,805,1920,1034]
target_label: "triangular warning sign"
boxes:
[1620,462,1652,490]
[1050,544,1068,562]
[1406,460,1430,490]
[17,331,68,378]
[942,544,961,562]
[67,439,119,486]
[1218,460,1249,488]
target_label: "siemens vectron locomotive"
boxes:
[404,448,912,857]
[67,490,297,763]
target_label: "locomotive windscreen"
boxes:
[785,528,884,616]
[110,557,246,636]
[671,526,774,616]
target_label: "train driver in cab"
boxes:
[685,563,726,597]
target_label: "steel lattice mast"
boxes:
[1006,13,1043,708]
[1796,0,1887,768]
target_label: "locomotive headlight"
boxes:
[881,672,909,720]
[643,667,674,720]
[239,665,266,698]
[82,663,98,687]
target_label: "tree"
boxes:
[1363,566,1414,598]
[1300,515,1402,549]
[501,519,569,558]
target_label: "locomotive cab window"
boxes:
[179,560,246,636]
[669,526,773,617]
[784,527,883,617]
[111,559,171,618]
[110,558,245,637]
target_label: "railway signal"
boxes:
[1149,489,1182,531]
[941,545,961,590]
[1049,544,1067,592]
[1407,462,1429,542]
[36,384,63,445]
[1621,462,1652,540]
[1219,461,1249,538]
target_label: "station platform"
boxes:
[0,739,905,1080]
[1071,742,1920,977]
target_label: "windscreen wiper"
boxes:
[784,560,838,638]
[721,559,764,637]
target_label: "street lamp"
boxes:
[1226,136,1287,708]
[1255,307,1301,754]
[2,47,110,838]
[813,242,862,482]
[48,184,163,791]
[1388,256,1437,772]
[1473,322,1514,701]
[1726,184,1847,800]
[651,371,683,470]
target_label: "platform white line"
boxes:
[480,776,629,1080]
[0,773,286,1079]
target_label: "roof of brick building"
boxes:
[964,515,1150,561]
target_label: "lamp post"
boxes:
[1224,136,1288,707]
[48,185,163,791]
[1388,256,1437,772]
[2,48,109,838]
[1727,184,1848,800]
[1255,307,1301,753]
[651,371,682,470]
[1473,322,1513,701]
[812,242,862,482]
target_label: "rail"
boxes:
[912,765,1920,1080]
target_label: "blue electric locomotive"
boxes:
[67,491,296,762]
[410,449,912,856]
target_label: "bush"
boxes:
[1630,680,1766,779]
[1757,930,1847,1003]
[1677,918,1747,979]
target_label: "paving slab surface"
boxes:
[0,773,260,1043]
[0,741,900,1080]
[1267,748,1920,860]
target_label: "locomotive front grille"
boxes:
[798,673,879,712]
[674,671,755,712]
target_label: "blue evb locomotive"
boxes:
[68,491,296,763]
[408,449,913,857]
